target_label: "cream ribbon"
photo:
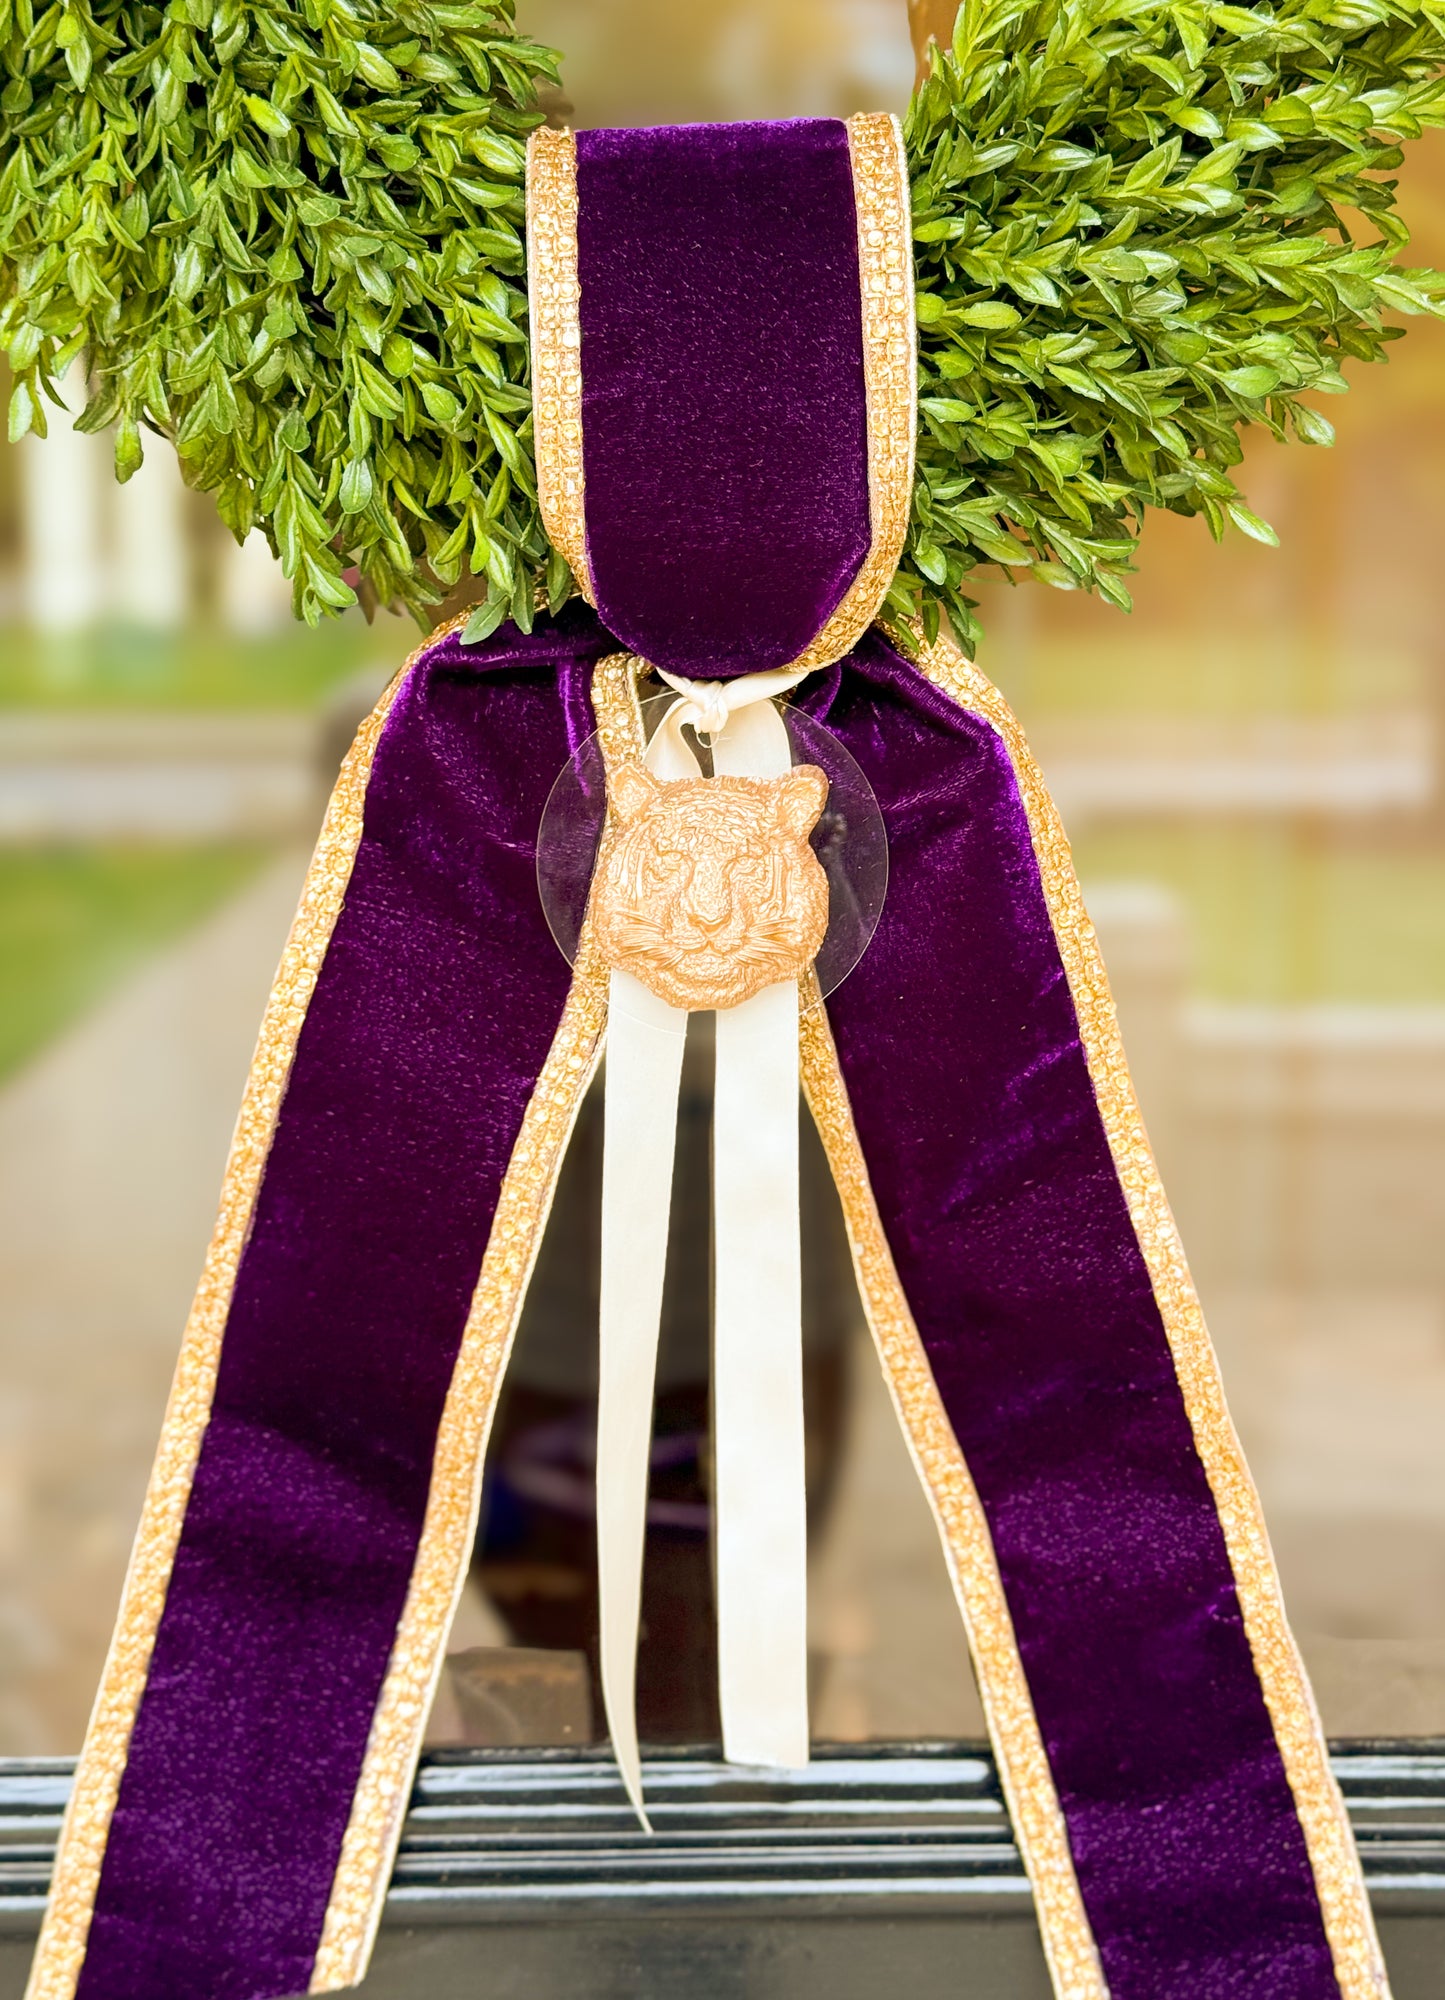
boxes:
[598,666,812,1826]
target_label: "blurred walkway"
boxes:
[0,850,306,1749]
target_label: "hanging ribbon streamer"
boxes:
[596,667,815,1825]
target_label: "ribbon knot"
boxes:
[657,665,811,750]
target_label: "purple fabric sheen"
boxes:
[575,121,871,680]
[75,605,615,2000]
[802,632,1339,2000]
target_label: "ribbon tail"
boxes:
[714,979,810,1769]
[710,696,811,1772]
[597,967,688,1830]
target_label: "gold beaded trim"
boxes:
[589,650,650,784]
[524,117,915,665]
[526,127,592,604]
[20,611,463,2000]
[798,991,1107,2000]
[783,113,916,672]
[310,656,638,1987]
[908,626,1389,2000]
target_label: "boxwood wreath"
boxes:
[2,0,1445,652]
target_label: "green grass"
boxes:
[1074,827,1445,1004]
[0,845,270,1081]
[0,618,400,710]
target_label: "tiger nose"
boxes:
[691,875,731,931]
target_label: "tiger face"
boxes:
[591,760,830,1011]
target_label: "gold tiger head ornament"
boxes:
[592,761,831,1011]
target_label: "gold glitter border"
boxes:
[784,113,917,673]
[20,611,465,2000]
[309,656,641,1988]
[798,996,1107,2000]
[526,127,593,604]
[907,626,1390,2000]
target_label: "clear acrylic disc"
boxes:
[537,693,888,1002]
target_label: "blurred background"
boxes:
[2,0,1444,1755]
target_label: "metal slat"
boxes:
[0,1745,1442,2000]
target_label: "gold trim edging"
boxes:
[798,995,1108,2000]
[310,655,640,1987]
[784,113,917,672]
[527,127,592,604]
[21,613,455,2000]
[524,117,915,668]
[907,626,1390,2000]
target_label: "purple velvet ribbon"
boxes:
[74,614,1341,2000]
[574,120,870,678]
[803,636,1340,2000]
[58,118,1343,2000]
[72,613,609,2000]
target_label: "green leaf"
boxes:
[1159,329,1210,364]
[920,397,976,423]
[245,93,292,138]
[114,417,143,483]
[1222,365,1279,397]
[545,545,572,614]
[339,458,373,513]
[1291,405,1335,447]
[420,381,461,425]
[173,244,204,302]
[462,594,508,643]
[1083,250,1150,282]
[305,558,358,611]
[958,302,1022,329]
[1226,501,1280,546]
[6,321,42,370]
[7,380,35,444]
[354,44,401,90]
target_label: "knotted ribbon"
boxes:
[597,665,813,1824]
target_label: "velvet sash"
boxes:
[42,616,612,2000]
[30,116,1383,2000]
[574,120,870,674]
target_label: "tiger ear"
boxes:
[609,761,660,825]
[774,763,829,841]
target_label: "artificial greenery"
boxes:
[892,0,1445,651]
[0,0,559,628]
[2,0,1444,648]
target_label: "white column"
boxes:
[220,529,294,633]
[20,364,107,631]
[111,433,189,628]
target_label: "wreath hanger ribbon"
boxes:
[597,665,812,1825]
